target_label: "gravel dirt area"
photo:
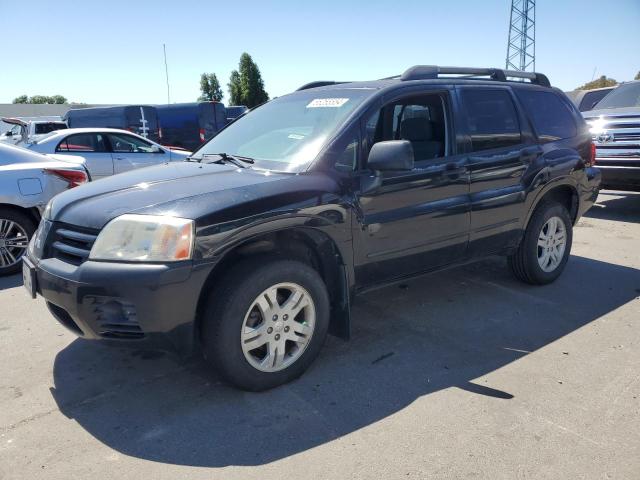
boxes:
[1,191,639,480]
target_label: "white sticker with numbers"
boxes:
[306,98,349,108]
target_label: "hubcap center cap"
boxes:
[273,320,284,333]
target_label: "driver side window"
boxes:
[364,92,449,165]
[108,133,161,153]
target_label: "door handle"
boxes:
[521,146,543,161]
[114,156,126,160]
[444,163,467,178]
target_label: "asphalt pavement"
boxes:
[1,191,639,479]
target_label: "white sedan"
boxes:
[25,128,191,180]
[0,143,89,276]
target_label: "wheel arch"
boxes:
[524,180,579,228]
[194,226,351,349]
[0,203,41,226]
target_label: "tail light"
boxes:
[46,169,88,189]
[199,128,205,142]
[587,141,597,166]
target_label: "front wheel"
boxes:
[508,201,573,285]
[201,258,330,391]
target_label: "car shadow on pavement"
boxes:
[0,273,22,291]
[586,191,640,223]
[49,254,640,467]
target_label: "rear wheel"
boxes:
[201,258,330,391]
[508,201,573,285]
[0,208,36,276]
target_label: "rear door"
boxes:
[55,132,113,178]
[108,132,166,174]
[457,86,540,256]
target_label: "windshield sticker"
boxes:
[306,98,349,108]
[288,133,305,140]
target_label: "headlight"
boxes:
[89,214,194,262]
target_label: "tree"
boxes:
[50,95,67,104]
[576,75,617,91]
[635,71,640,81]
[228,70,242,106]
[198,73,224,102]
[11,95,68,104]
[227,53,269,108]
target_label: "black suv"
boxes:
[24,66,601,391]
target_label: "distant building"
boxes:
[0,104,112,133]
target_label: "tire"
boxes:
[508,201,573,285]
[201,257,330,391]
[0,208,36,276]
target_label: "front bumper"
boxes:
[597,164,640,192]
[28,254,214,353]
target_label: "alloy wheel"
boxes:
[0,219,29,269]
[241,282,316,372]
[537,216,566,273]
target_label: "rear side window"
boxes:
[56,133,107,152]
[461,89,521,152]
[516,90,577,142]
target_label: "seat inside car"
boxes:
[399,117,443,161]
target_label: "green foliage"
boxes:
[12,95,68,104]
[576,75,618,91]
[227,53,269,108]
[228,71,242,106]
[635,71,640,81]
[50,95,67,104]
[198,73,224,102]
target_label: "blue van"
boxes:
[155,102,228,151]
[64,106,161,143]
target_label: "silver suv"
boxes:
[583,81,640,191]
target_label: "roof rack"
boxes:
[296,81,350,91]
[398,65,551,87]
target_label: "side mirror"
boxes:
[367,140,414,171]
[361,140,414,194]
[150,144,162,153]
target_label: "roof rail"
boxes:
[296,81,350,91]
[399,65,551,87]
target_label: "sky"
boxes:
[1,0,639,105]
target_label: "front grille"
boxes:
[591,115,640,162]
[48,223,99,265]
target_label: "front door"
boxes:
[108,132,166,174]
[353,89,471,287]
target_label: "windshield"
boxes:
[192,89,373,172]
[595,82,640,109]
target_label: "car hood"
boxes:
[583,106,640,119]
[48,161,329,230]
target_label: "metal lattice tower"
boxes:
[505,0,536,72]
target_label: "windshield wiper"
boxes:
[197,153,255,168]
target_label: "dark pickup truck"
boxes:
[24,65,600,391]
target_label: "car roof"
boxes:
[36,127,151,142]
